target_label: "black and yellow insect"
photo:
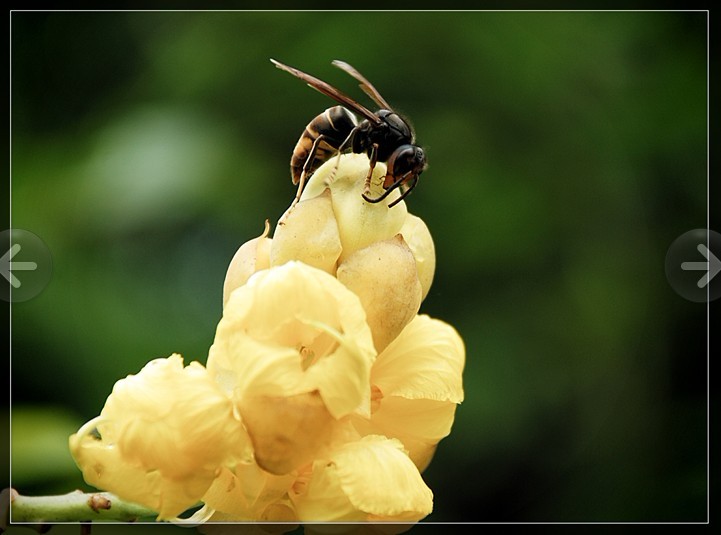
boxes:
[272,59,426,208]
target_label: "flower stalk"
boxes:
[2,488,157,525]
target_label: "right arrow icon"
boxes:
[681,243,721,289]
[666,229,721,303]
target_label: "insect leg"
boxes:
[362,171,415,206]
[292,133,333,207]
[323,128,356,189]
[361,143,380,200]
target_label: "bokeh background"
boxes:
[6,10,708,529]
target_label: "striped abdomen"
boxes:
[290,105,357,184]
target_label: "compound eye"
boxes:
[384,145,426,188]
[389,145,425,172]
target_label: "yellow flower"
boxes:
[210,156,461,524]
[68,153,463,529]
[350,315,465,472]
[207,261,376,475]
[69,355,248,519]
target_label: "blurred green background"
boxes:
[7,10,707,526]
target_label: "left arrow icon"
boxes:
[1,243,38,288]
[0,229,52,302]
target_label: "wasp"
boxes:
[271,59,426,208]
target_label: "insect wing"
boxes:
[332,60,393,110]
[271,59,381,125]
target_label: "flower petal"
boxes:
[240,392,336,475]
[373,315,465,403]
[202,463,296,522]
[351,397,457,472]
[70,428,207,520]
[291,436,432,522]
[208,332,305,400]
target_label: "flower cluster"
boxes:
[69,154,465,529]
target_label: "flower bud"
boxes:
[337,235,422,353]
[223,221,272,306]
[400,213,436,301]
[270,189,342,275]
[301,154,408,261]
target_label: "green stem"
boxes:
[2,488,157,529]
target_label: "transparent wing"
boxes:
[332,60,393,110]
[271,59,381,125]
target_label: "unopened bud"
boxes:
[271,190,342,275]
[301,155,408,261]
[223,221,272,306]
[337,235,422,353]
[400,214,436,301]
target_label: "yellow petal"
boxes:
[208,332,305,401]
[347,316,464,471]
[296,330,375,419]
[301,154,408,261]
[399,214,435,302]
[333,437,433,520]
[291,436,432,522]
[271,190,342,275]
[223,221,272,307]
[70,355,247,519]
[373,315,465,403]
[351,397,457,472]
[290,462,362,523]
[202,463,296,522]
[337,235,422,353]
[70,427,207,519]
[240,392,335,475]
[208,262,376,420]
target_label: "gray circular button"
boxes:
[665,229,721,303]
[0,229,53,302]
